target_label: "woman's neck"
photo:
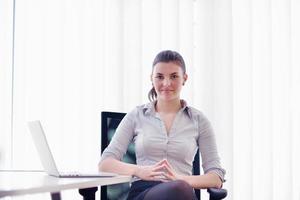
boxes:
[155,99,182,114]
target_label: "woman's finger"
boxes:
[162,171,174,181]
[154,159,167,167]
[150,171,165,177]
[162,159,173,170]
[152,164,166,172]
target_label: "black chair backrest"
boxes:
[101,111,201,200]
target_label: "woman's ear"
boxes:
[183,74,188,85]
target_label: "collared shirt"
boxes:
[100,100,225,182]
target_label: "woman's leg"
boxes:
[142,180,197,200]
[127,180,161,200]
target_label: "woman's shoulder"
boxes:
[185,104,209,122]
[126,102,153,116]
[185,103,204,116]
[185,106,212,131]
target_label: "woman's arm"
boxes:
[196,113,226,186]
[99,157,167,181]
[98,157,137,176]
[178,172,223,189]
[161,159,223,189]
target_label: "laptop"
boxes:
[27,120,117,178]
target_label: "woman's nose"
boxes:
[163,78,171,86]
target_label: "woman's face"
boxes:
[151,62,187,102]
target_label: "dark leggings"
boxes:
[127,180,197,200]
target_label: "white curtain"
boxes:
[1,0,299,199]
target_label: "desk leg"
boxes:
[79,187,98,200]
[51,192,61,200]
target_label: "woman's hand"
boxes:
[160,160,223,189]
[134,160,168,181]
[158,159,183,181]
[134,159,184,182]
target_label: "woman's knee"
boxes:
[169,180,193,194]
[143,180,195,200]
[157,180,195,199]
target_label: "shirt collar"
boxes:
[180,100,193,119]
[143,101,156,116]
[142,99,193,119]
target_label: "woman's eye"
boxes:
[171,75,178,79]
[156,75,164,80]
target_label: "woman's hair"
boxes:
[148,50,186,102]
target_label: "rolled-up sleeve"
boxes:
[197,113,226,182]
[100,108,136,162]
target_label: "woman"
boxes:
[99,50,225,200]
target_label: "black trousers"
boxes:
[127,180,197,200]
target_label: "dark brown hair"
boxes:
[148,50,186,101]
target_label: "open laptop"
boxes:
[27,120,117,178]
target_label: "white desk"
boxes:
[0,171,131,199]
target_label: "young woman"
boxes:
[99,50,225,200]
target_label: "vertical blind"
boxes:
[1,0,299,199]
[0,0,13,170]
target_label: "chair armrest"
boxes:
[207,187,227,200]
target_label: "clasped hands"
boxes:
[135,159,183,182]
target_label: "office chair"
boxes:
[100,111,227,200]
